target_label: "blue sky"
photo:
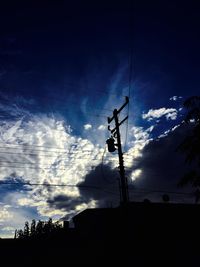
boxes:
[0,0,199,237]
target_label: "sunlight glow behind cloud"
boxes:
[131,169,142,181]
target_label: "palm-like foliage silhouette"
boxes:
[178,96,200,187]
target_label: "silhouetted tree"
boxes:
[36,220,44,236]
[17,229,24,239]
[15,218,63,239]
[178,96,200,190]
[30,219,36,237]
[54,221,62,231]
[24,221,30,238]
[43,218,53,234]
[14,229,17,239]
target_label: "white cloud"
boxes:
[171,124,180,131]
[0,114,107,236]
[131,169,142,181]
[124,126,153,171]
[0,206,13,222]
[170,96,182,101]
[165,111,177,120]
[130,125,154,142]
[0,81,185,237]
[98,125,106,131]
[142,108,178,121]
[84,124,92,130]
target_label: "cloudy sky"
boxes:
[0,0,199,237]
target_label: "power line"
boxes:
[0,150,80,158]
[0,181,95,188]
[0,146,95,154]
[0,165,70,170]
[0,151,117,161]
[0,144,135,158]
[124,0,134,152]
[0,159,133,173]
[0,141,106,153]
[0,158,125,169]
[0,164,99,170]
[0,142,79,150]
[0,157,104,165]
[0,157,132,168]
[0,180,193,200]
[0,151,93,159]
[0,149,117,162]
[0,181,120,196]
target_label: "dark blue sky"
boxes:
[0,0,200,237]
[1,0,199,110]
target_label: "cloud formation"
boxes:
[0,110,157,233]
[142,107,178,121]
[132,123,195,202]
[0,86,186,237]
[0,111,108,235]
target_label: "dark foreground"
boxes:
[0,203,200,266]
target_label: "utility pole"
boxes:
[107,96,129,205]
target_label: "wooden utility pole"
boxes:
[107,97,129,205]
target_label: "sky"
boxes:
[0,0,199,237]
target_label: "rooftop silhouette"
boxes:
[1,201,200,266]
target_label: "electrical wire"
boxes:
[0,180,120,196]
[0,150,77,158]
[124,0,134,152]
[0,140,109,154]
[0,165,71,170]
[0,179,195,202]
[0,146,96,154]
